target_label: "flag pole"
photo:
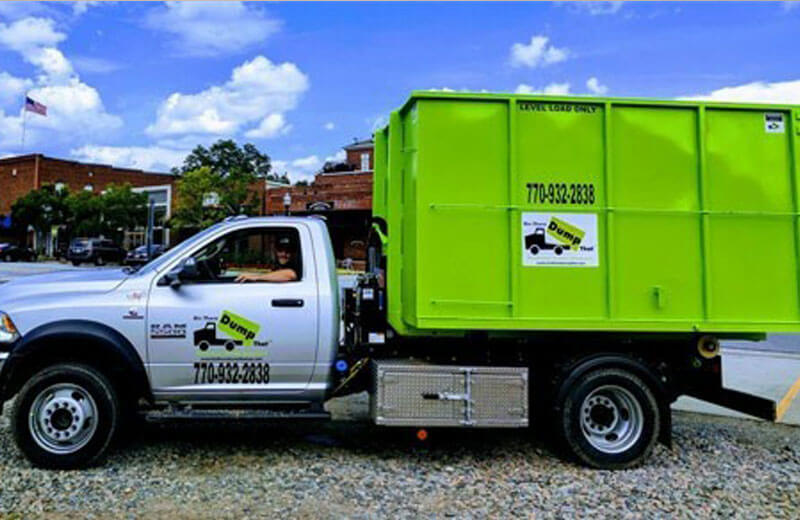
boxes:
[21,92,28,153]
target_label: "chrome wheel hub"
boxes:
[29,383,98,454]
[580,385,643,454]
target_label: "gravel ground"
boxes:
[0,393,799,519]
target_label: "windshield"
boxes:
[132,223,227,274]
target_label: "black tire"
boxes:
[3,254,11,262]
[556,367,660,470]
[198,341,210,351]
[225,341,236,352]
[530,245,540,255]
[554,246,563,256]
[12,363,121,469]
[94,255,105,266]
[72,261,81,267]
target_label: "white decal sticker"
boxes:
[522,213,599,267]
[765,112,785,134]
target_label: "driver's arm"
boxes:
[235,269,297,283]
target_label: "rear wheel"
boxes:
[12,363,121,469]
[94,255,105,266]
[556,367,660,469]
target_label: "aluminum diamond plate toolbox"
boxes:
[370,360,528,427]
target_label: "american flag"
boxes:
[24,96,47,116]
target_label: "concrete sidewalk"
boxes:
[673,346,800,425]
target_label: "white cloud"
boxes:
[146,55,308,141]
[560,1,625,15]
[273,156,319,184]
[0,71,33,107]
[0,17,73,81]
[291,155,321,170]
[510,35,569,68]
[326,150,346,163]
[586,77,608,95]
[515,82,571,95]
[72,2,106,16]
[72,56,123,74]
[0,16,122,152]
[323,121,335,131]
[0,2,53,20]
[145,1,281,56]
[27,79,121,132]
[685,79,800,104]
[244,113,291,139]
[0,109,23,149]
[0,17,65,51]
[70,145,187,172]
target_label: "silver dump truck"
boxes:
[0,215,772,470]
[2,91,794,470]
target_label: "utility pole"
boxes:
[146,198,154,259]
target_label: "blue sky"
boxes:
[0,1,799,181]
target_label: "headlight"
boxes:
[0,312,19,344]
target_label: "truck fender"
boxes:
[0,320,152,403]
[552,353,673,447]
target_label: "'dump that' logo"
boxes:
[218,310,260,346]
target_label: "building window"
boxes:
[55,182,65,193]
[360,153,369,171]
[84,184,93,192]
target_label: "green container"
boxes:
[374,91,800,338]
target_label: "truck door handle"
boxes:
[271,298,304,308]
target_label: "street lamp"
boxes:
[283,191,292,216]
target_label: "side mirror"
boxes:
[158,257,199,288]
[181,257,199,279]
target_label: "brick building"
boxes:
[267,139,374,269]
[0,154,177,251]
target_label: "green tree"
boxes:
[65,190,103,237]
[171,140,269,227]
[63,184,147,242]
[169,166,229,231]
[173,139,271,178]
[99,184,149,239]
[10,184,70,239]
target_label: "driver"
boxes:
[234,235,300,283]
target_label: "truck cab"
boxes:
[0,217,341,468]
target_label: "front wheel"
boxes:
[94,256,105,266]
[72,261,81,267]
[12,363,121,469]
[556,367,660,469]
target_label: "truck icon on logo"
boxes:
[525,227,571,255]
[194,322,242,352]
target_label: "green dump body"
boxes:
[373,91,800,338]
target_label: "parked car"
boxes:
[0,243,37,262]
[124,244,165,266]
[66,238,126,266]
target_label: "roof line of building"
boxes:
[0,153,175,177]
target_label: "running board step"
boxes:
[144,407,331,422]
